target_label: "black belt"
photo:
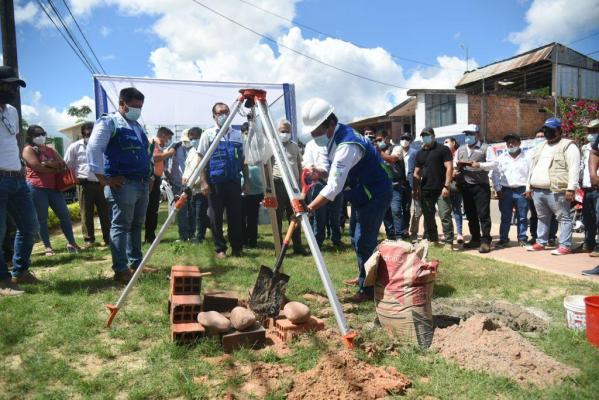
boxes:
[502,185,526,191]
[0,169,24,178]
[78,179,100,184]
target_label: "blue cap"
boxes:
[543,117,561,129]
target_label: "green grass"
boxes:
[1,207,598,399]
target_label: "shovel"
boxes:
[249,219,298,318]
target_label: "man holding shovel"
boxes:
[302,98,392,303]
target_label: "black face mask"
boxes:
[0,91,15,104]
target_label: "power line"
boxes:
[60,0,107,74]
[586,49,599,56]
[190,0,411,90]
[236,0,463,72]
[567,30,599,45]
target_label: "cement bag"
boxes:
[373,239,439,348]
[244,118,273,166]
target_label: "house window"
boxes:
[425,94,456,128]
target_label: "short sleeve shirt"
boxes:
[415,141,452,191]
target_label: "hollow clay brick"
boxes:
[222,322,266,353]
[203,291,239,313]
[170,294,202,323]
[170,271,202,296]
[171,265,200,273]
[171,322,205,345]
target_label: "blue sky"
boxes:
[10,0,599,133]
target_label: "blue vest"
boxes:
[328,124,392,206]
[102,113,153,179]
[207,129,244,184]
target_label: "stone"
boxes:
[230,306,257,331]
[283,301,311,324]
[197,311,232,333]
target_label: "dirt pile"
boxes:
[287,351,411,399]
[432,298,551,332]
[431,315,578,387]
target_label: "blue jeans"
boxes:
[191,193,209,242]
[582,189,599,249]
[29,185,77,248]
[104,179,150,273]
[352,188,392,295]
[0,176,39,279]
[532,189,573,248]
[390,185,411,237]
[326,191,343,244]
[498,186,528,242]
[450,191,463,235]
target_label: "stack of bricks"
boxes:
[169,266,205,345]
[267,315,325,343]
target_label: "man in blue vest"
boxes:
[197,102,249,258]
[303,98,392,303]
[87,87,154,283]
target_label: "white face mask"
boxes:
[313,134,329,146]
[279,133,291,143]
[400,139,410,148]
[183,141,193,148]
[33,136,46,146]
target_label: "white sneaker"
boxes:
[0,280,24,296]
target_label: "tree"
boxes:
[67,105,92,122]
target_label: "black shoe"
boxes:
[518,240,529,247]
[547,239,557,248]
[479,243,491,253]
[495,239,509,249]
[582,266,599,276]
[528,238,536,245]
[463,240,481,249]
[293,248,309,256]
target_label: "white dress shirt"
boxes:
[0,104,22,171]
[320,124,364,201]
[491,150,530,191]
[302,139,330,173]
[64,139,98,181]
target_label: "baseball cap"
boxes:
[543,117,561,129]
[420,127,435,136]
[0,66,26,87]
[400,133,412,140]
[463,124,480,134]
[503,133,521,142]
[587,119,599,128]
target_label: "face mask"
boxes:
[400,140,410,148]
[422,135,434,145]
[125,106,141,121]
[367,135,375,142]
[0,91,15,104]
[191,139,200,149]
[183,141,193,149]
[587,134,597,143]
[216,114,228,127]
[33,136,46,146]
[535,138,545,145]
[378,141,387,150]
[163,139,172,148]
[465,135,476,145]
[313,134,330,146]
[279,133,291,143]
[508,146,520,154]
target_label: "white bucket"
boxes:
[563,295,587,330]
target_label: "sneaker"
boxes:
[216,251,226,259]
[551,246,572,256]
[66,244,80,254]
[293,248,309,256]
[0,279,24,296]
[590,251,599,258]
[11,271,40,285]
[463,240,481,249]
[456,235,464,244]
[114,269,134,284]
[527,243,546,251]
[495,239,510,249]
[479,243,491,253]
[582,266,599,276]
[518,240,529,247]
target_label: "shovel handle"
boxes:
[273,219,298,274]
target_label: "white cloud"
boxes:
[22,92,95,135]
[508,0,599,53]
[99,25,112,36]
[15,1,38,24]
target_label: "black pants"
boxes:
[528,198,558,240]
[421,190,442,242]
[274,178,302,251]
[461,183,492,243]
[77,180,110,244]
[144,176,161,242]
[208,181,243,254]
[242,193,263,247]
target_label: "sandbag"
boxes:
[230,306,257,331]
[373,240,438,348]
[244,118,273,165]
[283,301,311,324]
[197,311,232,333]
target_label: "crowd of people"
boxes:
[1,67,598,298]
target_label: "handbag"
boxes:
[55,168,77,192]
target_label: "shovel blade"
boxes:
[249,265,290,318]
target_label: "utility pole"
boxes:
[0,0,22,128]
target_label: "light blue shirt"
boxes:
[86,112,146,175]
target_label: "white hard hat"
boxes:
[462,124,480,133]
[301,97,335,134]
[180,128,190,143]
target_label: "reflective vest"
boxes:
[329,124,392,206]
[102,113,153,179]
[207,128,244,184]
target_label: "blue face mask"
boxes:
[508,146,520,154]
[190,139,200,149]
[422,135,434,145]
[313,134,330,146]
[587,134,597,143]
[125,106,141,121]
[216,114,228,127]
[465,135,476,145]
[164,139,172,148]
[378,141,387,150]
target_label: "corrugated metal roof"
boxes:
[456,43,555,87]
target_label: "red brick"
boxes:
[270,316,325,342]
[170,271,203,295]
[170,294,202,323]
[171,322,205,345]
[171,265,200,274]
[203,291,239,313]
[222,323,266,353]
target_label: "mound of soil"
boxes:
[431,314,578,387]
[432,298,550,332]
[287,351,411,399]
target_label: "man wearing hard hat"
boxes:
[302,98,392,303]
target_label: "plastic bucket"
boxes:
[584,296,599,348]
[563,295,587,330]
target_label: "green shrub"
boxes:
[47,202,81,230]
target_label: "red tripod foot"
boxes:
[105,304,119,328]
[342,331,358,349]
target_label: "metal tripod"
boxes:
[105,88,355,348]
